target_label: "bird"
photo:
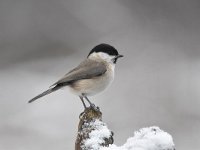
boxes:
[28,43,123,109]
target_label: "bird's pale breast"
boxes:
[69,63,114,96]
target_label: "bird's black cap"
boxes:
[88,43,119,57]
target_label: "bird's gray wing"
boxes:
[51,59,107,87]
[28,60,107,103]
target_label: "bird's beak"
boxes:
[113,54,123,64]
[116,54,124,59]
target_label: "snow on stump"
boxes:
[75,107,175,150]
[75,106,114,150]
[101,126,175,150]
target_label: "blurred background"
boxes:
[0,0,200,149]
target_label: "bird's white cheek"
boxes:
[105,64,115,85]
[88,52,115,63]
[110,64,115,72]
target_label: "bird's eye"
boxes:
[113,58,117,64]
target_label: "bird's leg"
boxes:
[79,96,87,109]
[84,96,98,110]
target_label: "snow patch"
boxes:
[82,119,112,150]
[83,124,175,150]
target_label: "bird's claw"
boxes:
[90,103,99,111]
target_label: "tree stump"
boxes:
[75,106,114,150]
[75,106,175,150]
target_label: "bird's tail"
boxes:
[28,86,61,103]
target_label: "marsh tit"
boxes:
[28,43,123,108]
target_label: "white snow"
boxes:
[83,122,175,150]
[82,119,113,150]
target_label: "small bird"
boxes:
[28,43,123,108]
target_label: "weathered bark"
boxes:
[75,106,114,150]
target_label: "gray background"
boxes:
[0,0,200,149]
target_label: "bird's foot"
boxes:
[79,103,100,118]
[89,103,99,111]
